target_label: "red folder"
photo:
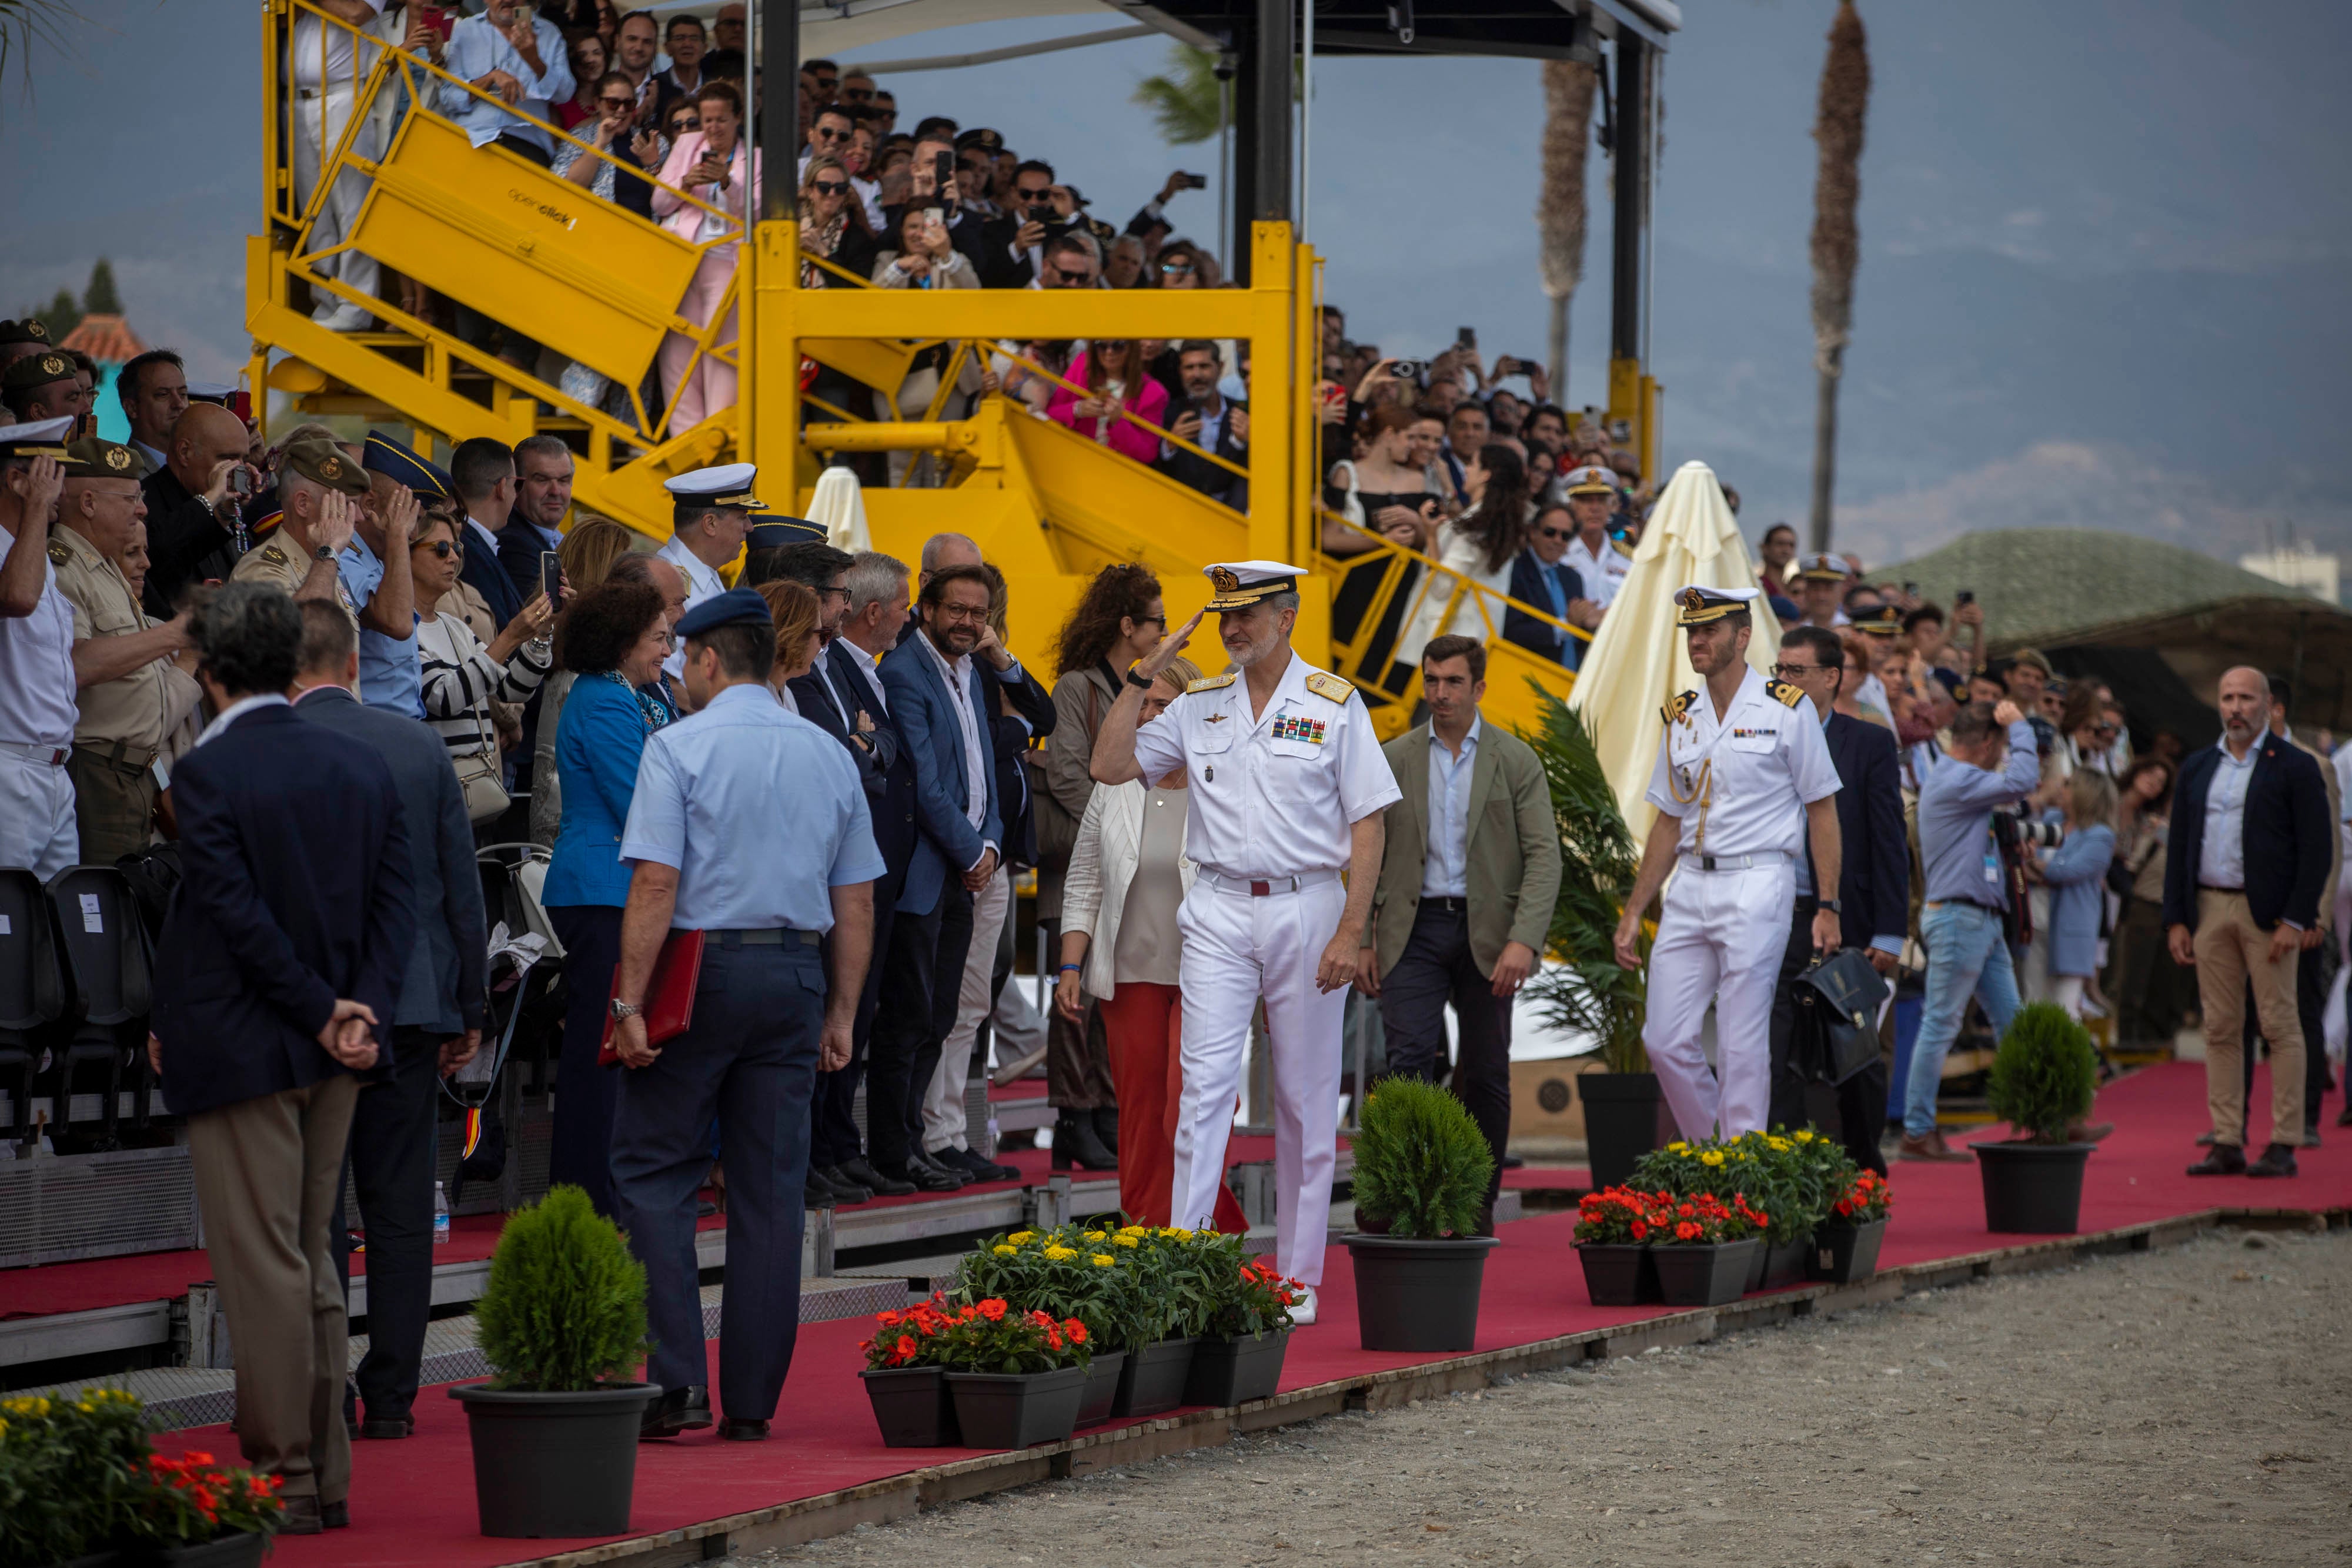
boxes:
[598,930,706,1066]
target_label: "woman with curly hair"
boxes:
[1031,562,1167,1168]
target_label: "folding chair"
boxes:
[0,867,69,1145]
[45,866,154,1150]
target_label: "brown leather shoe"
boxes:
[279,1495,324,1536]
[2245,1142,2299,1178]
[2186,1143,2247,1176]
[1897,1131,1970,1163]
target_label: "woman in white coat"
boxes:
[1055,656,1246,1231]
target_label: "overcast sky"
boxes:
[5,0,2346,567]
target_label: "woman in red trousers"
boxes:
[1055,656,1247,1231]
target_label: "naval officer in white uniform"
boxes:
[1091,561,1401,1323]
[1613,586,1844,1142]
[656,463,766,682]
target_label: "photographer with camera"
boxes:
[986,159,1068,286]
[141,402,265,618]
[1897,698,2040,1161]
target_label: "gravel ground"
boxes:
[756,1226,2352,1568]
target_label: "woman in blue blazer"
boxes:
[543,579,675,1215]
[2036,769,2119,1022]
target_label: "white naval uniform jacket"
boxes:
[1130,652,1401,881]
[1643,665,1842,860]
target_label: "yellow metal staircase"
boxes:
[252,0,1588,734]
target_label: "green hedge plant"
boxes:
[1352,1078,1494,1239]
[473,1185,650,1390]
[1986,1002,2098,1144]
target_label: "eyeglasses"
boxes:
[1770,663,1829,678]
[669,115,700,132]
[417,540,462,560]
[1160,260,1195,275]
[840,86,874,102]
[1094,339,1131,353]
[1056,270,1097,286]
[810,179,849,195]
[813,124,849,142]
[598,95,634,109]
[1536,526,1573,541]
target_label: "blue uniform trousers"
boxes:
[612,935,824,1420]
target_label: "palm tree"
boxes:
[1536,61,1597,403]
[1807,0,1871,552]
[1131,44,1224,145]
[1521,690,1648,1072]
[1,1,76,88]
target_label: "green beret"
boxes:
[62,436,151,480]
[3,352,77,394]
[0,320,52,347]
[280,436,369,497]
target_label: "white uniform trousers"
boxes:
[1171,874,1348,1287]
[1642,860,1795,1142]
[923,864,1010,1154]
[0,748,78,880]
[290,85,382,306]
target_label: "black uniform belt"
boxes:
[709,928,820,947]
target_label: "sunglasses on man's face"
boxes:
[840,86,873,102]
[1057,270,1097,286]
[813,124,849,142]
[811,179,849,196]
[1536,525,1573,542]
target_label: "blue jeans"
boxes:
[1903,901,2022,1138]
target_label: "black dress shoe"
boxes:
[801,1166,847,1207]
[817,1165,874,1204]
[944,1145,1021,1183]
[718,1417,770,1440]
[1050,1111,1117,1171]
[2186,1144,2247,1176]
[279,1496,323,1536]
[640,1385,713,1439]
[838,1156,915,1196]
[359,1415,412,1439]
[887,1157,963,1193]
[1091,1105,1120,1156]
[2246,1142,2299,1178]
[321,1500,350,1530]
[1498,1153,1525,1170]
[916,1150,971,1187]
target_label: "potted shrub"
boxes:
[858,1296,960,1447]
[1572,1186,1666,1306]
[1973,1002,2100,1233]
[1344,1079,1501,1352]
[1648,1191,1767,1306]
[936,1300,1091,1449]
[1810,1168,1892,1284]
[1524,697,1663,1191]
[448,1185,655,1539]
[0,1387,285,1568]
[1184,1242,1300,1408]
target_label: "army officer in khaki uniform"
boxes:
[52,437,201,863]
[232,438,364,614]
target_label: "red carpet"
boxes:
[144,1062,2342,1568]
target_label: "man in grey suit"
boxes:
[1356,636,1561,1228]
[289,601,488,1439]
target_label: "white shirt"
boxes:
[2199,737,2257,890]
[837,636,887,713]
[656,534,726,680]
[1130,652,1402,881]
[1644,667,1843,860]
[916,629,993,855]
[1421,717,1481,899]
[1563,533,1629,611]
[809,641,855,731]
[195,693,290,749]
[0,554,78,748]
[773,683,799,716]
[288,0,385,90]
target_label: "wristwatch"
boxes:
[608,999,642,1021]
[1124,665,1155,692]
[313,544,336,563]
[1819,899,1843,914]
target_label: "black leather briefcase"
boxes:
[1796,948,1890,1086]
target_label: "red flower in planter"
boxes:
[1065,1319,1088,1345]
[977,1299,1008,1322]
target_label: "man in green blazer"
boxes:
[1355,635,1562,1226]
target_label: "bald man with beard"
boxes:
[141,402,262,617]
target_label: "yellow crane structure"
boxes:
[250,0,1675,737]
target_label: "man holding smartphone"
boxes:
[1155,342,1249,510]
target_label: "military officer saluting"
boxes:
[1613,586,1843,1142]
[230,438,367,617]
[657,463,767,683]
[51,437,202,864]
[0,416,81,878]
[1091,561,1401,1323]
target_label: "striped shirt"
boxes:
[416,610,550,761]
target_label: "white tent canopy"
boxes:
[1566,460,1779,833]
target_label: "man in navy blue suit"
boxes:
[1501,499,1599,670]
[1765,626,1907,1172]
[870,563,1003,1193]
[149,583,413,1533]
[2166,666,2331,1178]
[449,436,524,630]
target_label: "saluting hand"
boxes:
[313,489,356,557]
[1138,610,1202,681]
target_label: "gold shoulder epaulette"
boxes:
[46,541,71,566]
[1186,672,1237,693]
[1661,689,1696,726]
[1766,679,1805,709]
[259,543,289,566]
[1303,670,1352,704]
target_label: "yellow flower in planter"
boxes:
[1008,1231,1036,1245]
[1043,1245,1078,1261]
[1092,1254,1115,1267]
[1793,1130,1816,1143]
[1117,1235,1141,1248]
[1667,1141,1690,1154]
[994,1245,1018,1257]
[1700,1150,1726,1167]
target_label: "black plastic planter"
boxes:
[1760,1236,1810,1291]
[1652,1239,1759,1306]
[1345,1233,1501,1352]
[1184,1330,1291,1407]
[861,1365,959,1447]
[1111,1337,1198,1418]
[1973,1141,2094,1233]
[1808,1218,1889,1284]
[1576,1072,1669,1193]
[448,1381,657,1539]
[1575,1242,1659,1306]
[945,1365,1087,1449]
[1074,1349,1127,1426]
